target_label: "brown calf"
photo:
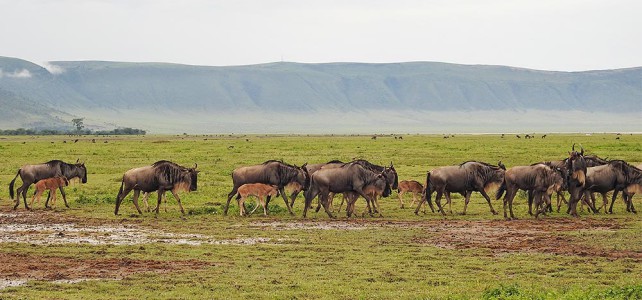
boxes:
[397,180,423,208]
[30,176,69,208]
[236,183,280,216]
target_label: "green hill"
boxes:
[0,56,640,133]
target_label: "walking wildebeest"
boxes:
[348,160,398,214]
[496,164,563,219]
[415,161,506,216]
[114,160,199,215]
[342,174,391,217]
[224,160,309,216]
[287,160,344,207]
[397,180,423,209]
[30,176,69,208]
[303,162,391,218]
[583,160,642,214]
[9,159,87,210]
[236,183,280,216]
[566,145,593,217]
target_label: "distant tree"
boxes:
[72,118,85,132]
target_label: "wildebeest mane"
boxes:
[325,160,344,164]
[45,160,65,167]
[153,161,187,184]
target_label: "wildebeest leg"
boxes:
[224,185,240,215]
[478,190,498,215]
[14,182,29,209]
[461,191,473,215]
[169,190,186,215]
[434,190,446,216]
[141,192,151,212]
[261,196,269,216]
[318,192,336,218]
[302,187,320,218]
[556,192,566,213]
[30,189,42,208]
[527,190,534,216]
[132,190,143,215]
[58,186,70,208]
[278,187,294,216]
[502,188,517,220]
[236,194,246,216]
[627,193,637,213]
[289,190,300,207]
[115,186,134,215]
[442,192,453,214]
[50,189,58,208]
[398,191,405,208]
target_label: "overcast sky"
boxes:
[1,0,640,71]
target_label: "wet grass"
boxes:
[0,133,641,299]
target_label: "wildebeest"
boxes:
[342,174,391,217]
[114,160,199,215]
[348,160,398,214]
[583,160,642,214]
[566,145,592,217]
[397,180,423,209]
[415,161,506,216]
[303,162,391,218]
[9,159,87,210]
[236,183,280,216]
[30,176,69,208]
[287,160,344,207]
[496,164,563,219]
[224,160,308,216]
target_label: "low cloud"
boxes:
[0,68,32,78]
[41,62,66,75]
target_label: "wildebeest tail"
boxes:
[8,169,20,199]
[114,177,125,215]
[422,172,431,200]
[495,179,506,200]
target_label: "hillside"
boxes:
[1,56,640,133]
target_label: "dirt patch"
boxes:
[413,218,642,260]
[0,252,214,283]
[0,212,274,246]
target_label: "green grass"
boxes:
[0,133,641,299]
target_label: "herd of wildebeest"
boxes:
[6,145,642,219]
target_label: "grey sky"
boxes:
[1,0,640,71]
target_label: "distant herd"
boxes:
[6,145,642,219]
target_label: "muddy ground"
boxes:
[0,210,640,289]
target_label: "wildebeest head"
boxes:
[187,163,199,191]
[76,161,88,184]
[387,162,399,189]
[567,145,587,186]
[297,163,310,190]
[379,172,392,197]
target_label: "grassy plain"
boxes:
[0,133,641,299]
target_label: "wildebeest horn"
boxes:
[76,158,80,163]
[194,163,197,169]
[498,161,506,170]
[572,143,576,152]
[579,144,584,155]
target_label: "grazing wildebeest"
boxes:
[224,160,309,215]
[303,162,391,218]
[9,159,87,210]
[496,164,563,219]
[566,145,592,217]
[397,180,424,209]
[583,160,642,214]
[236,183,280,216]
[415,161,506,216]
[30,176,69,208]
[115,160,199,215]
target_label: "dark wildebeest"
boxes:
[496,164,563,219]
[224,160,309,216]
[397,180,423,209]
[347,160,398,214]
[303,162,391,218]
[415,161,506,216]
[342,174,391,217]
[9,159,87,210]
[583,160,642,214]
[115,160,199,215]
[287,160,344,207]
[566,145,593,217]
